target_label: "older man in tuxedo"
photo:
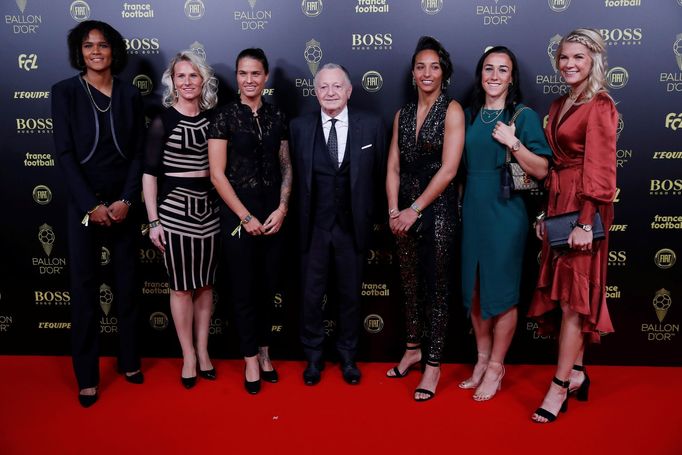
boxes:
[290,63,386,385]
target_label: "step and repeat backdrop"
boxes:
[1,0,680,365]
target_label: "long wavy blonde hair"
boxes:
[555,28,609,103]
[161,50,218,110]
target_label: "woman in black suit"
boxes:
[51,20,145,407]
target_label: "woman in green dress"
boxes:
[459,46,551,401]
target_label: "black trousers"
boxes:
[300,223,364,363]
[219,195,283,358]
[67,203,140,389]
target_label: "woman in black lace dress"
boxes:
[208,48,292,394]
[385,36,465,401]
[143,50,220,388]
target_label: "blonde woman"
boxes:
[143,50,220,388]
[530,29,617,423]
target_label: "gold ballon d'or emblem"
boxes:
[304,39,323,77]
[652,289,672,323]
[99,283,114,316]
[38,223,55,256]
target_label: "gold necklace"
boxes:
[82,77,111,113]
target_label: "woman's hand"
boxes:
[242,216,265,236]
[391,208,419,237]
[535,219,545,241]
[149,225,166,253]
[262,208,285,235]
[492,121,517,148]
[107,201,129,223]
[568,226,593,251]
[90,205,111,227]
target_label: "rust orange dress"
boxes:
[529,92,617,343]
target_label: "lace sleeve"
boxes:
[207,107,231,140]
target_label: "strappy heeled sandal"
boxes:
[569,364,590,401]
[472,361,505,401]
[386,344,422,378]
[458,352,490,389]
[532,377,569,423]
[414,360,440,402]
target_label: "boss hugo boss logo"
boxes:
[124,38,160,55]
[607,250,627,267]
[18,53,37,71]
[301,0,323,17]
[16,118,52,133]
[34,290,70,306]
[650,179,682,196]
[352,33,392,50]
[599,27,642,45]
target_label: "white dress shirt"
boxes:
[321,106,349,166]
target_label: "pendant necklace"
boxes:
[480,107,503,124]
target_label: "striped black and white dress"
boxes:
[145,108,220,291]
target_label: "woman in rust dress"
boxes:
[529,28,617,423]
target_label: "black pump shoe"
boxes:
[181,375,197,389]
[123,370,144,384]
[244,366,261,394]
[198,368,217,380]
[261,368,278,383]
[78,388,98,408]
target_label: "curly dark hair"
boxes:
[469,46,523,124]
[235,48,269,75]
[67,20,128,74]
[411,36,453,89]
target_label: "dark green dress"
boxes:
[461,105,552,319]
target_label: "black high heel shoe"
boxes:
[244,367,261,394]
[532,377,569,423]
[78,387,98,408]
[181,375,197,389]
[414,360,440,402]
[386,344,422,378]
[570,364,590,401]
[260,366,278,383]
[198,368,217,380]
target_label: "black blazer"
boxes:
[290,109,387,252]
[51,75,145,214]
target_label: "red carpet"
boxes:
[1,356,680,454]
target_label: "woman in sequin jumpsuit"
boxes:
[385,36,465,401]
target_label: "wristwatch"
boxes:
[241,214,253,224]
[576,222,592,232]
[510,140,521,152]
